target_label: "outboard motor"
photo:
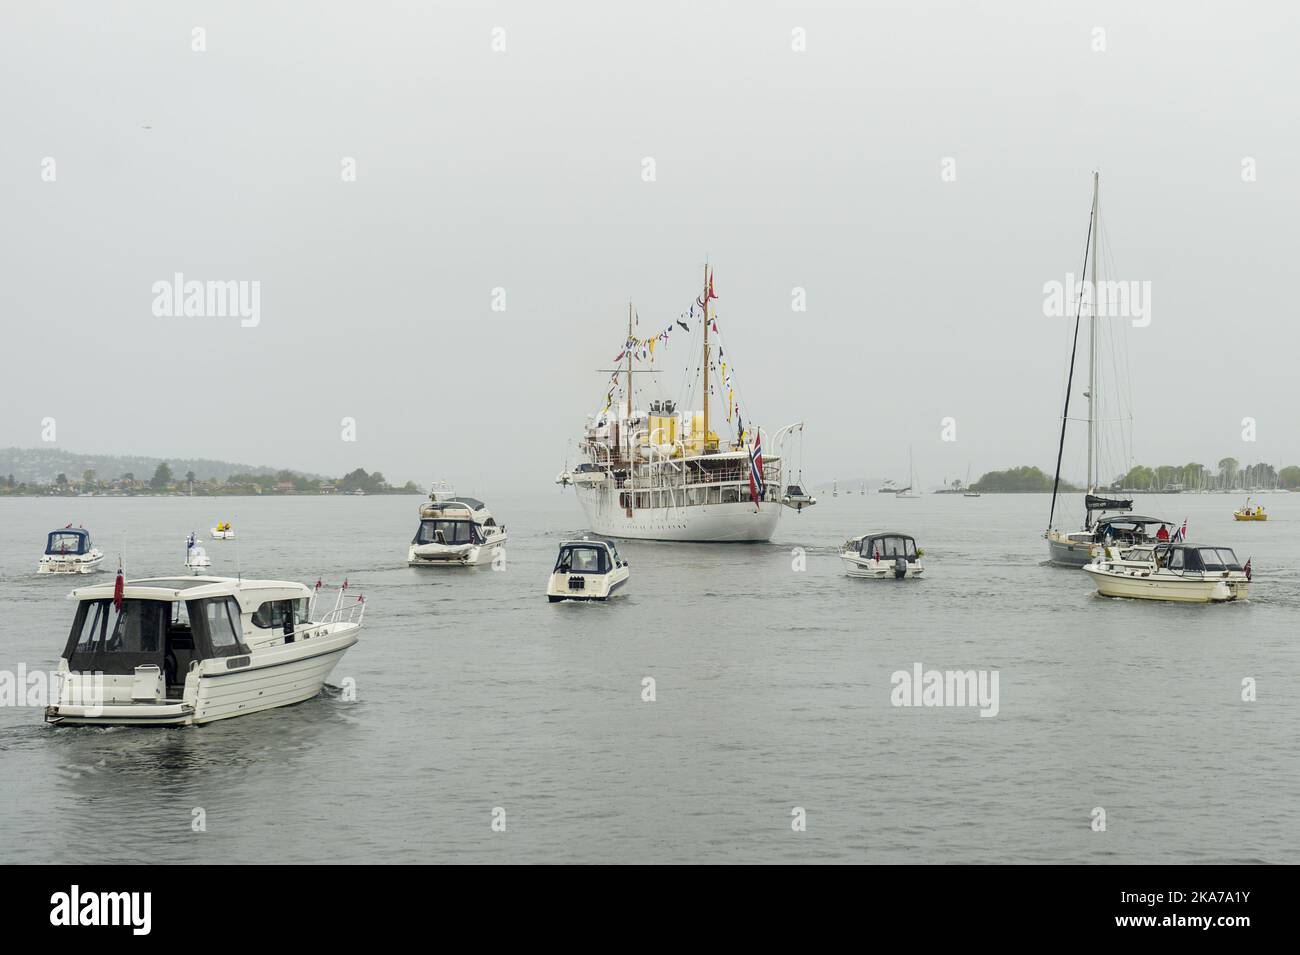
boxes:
[893,556,908,579]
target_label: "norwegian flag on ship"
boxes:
[748,430,764,509]
[1171,518,1187,542]
[113,566,125,610]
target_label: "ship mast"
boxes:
[624,302,634,459]
[1086,172,1099,493]
[701,263,710,452]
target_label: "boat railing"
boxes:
[310,583,367,627]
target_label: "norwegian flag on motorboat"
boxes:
[748,430,764,507]
[1171,518,1187,542]
[1244,557,1252,581]
[113,566,124,610]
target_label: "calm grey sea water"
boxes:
[1,492,1296,864]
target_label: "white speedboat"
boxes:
[407,496,507,566]
[547,538,630,601]
[184,533,211,573]
[840,532,925,579]
[38,527,104,575]
[1083,542,1250,603]
[210,522,235,539]
[44,575,364,726]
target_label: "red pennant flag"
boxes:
[1244,558,1252,581]
[113,567,125,610]
[315,579,322,590]
[342,578,349,591]
[357,595,364,604]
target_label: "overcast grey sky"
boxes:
[3,1,1297,493]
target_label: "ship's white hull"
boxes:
[574,484,780,541]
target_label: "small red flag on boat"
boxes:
[342,578,349,591]
[315,579,322,590]
[65,523,72,529]
[357,595,364,604]
[1244,557,1252,581]
[113,566,125,610]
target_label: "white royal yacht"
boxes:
[557,266,800,542]
[45,575,364,726]
[407,487,507,567]
[38,527,104,575]
[1084,542,1251,603]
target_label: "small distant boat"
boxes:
[1233,498,1267,521]
[895,449,919,499]
[840,532,924,579]
[1084,542,1250,602]
[547,538,629,601]
[210,522,235,539]
[877,479,899,494]
[45,576,364,726]
[963,490,981,498]
[781,484,817,512]
[184,533,211,573]
[832,479,838,498]
[38,527,104,574]
[408,495,507,566]
[962,465,980,497]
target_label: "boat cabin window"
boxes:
[556,545,607,575]
[414,519,480,546]
[46,531,89,555]
[200,596,249,656]
[252,598,310,630]
[1199,548,1239,571]
[1167,548,1184,571]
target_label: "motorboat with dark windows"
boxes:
[407,495,507,567]
[547,538,630,601]
[840,532,925,579]
[1083,542,1251,603]
[38,527,103,574]
[44,576,364,726]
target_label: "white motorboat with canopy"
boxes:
[38,527,104,574]
[45,576,364,726]
[408,495,507,566]
[1084,542,1251,602]
[547,538,630,601]
[840,532,925,579]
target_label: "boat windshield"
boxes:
[555,546,607,574]
[414,520,479,546]
[45,531,89,555]
[861,536,917,559]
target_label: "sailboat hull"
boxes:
[1046,530,1097,567]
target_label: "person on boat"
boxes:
[1156,524,1170,541]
